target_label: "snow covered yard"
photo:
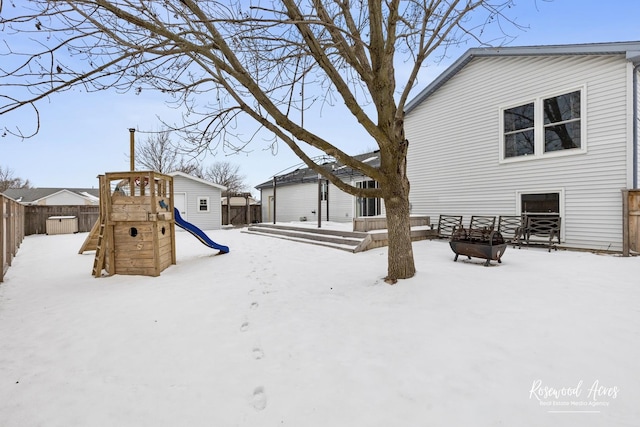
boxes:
[0,227,638,427]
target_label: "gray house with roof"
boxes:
[255,151,384,223]
[405,41,640,251]
[2,187,100,205]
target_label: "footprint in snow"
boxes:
[252,386,267,410]
[252,347,264,360]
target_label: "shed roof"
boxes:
[168,171,227,191]
[405,40,640,114]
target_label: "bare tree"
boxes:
[0,0,522,282]
[135,129,201,175]
[204,161,247,196]
[0,166,31,193]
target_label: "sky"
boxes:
[0,227,638,426]
[2,0,640,196]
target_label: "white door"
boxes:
[174,192,187,217]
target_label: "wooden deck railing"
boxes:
[1,194,25,283]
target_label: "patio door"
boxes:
[356,180,381,217]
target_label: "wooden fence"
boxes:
[222,204,262,226]
[1,195,25,283]
[623,189,640,256]
[24,205,100,236]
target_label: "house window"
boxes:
[356,180,381,217]
[543,91,581,153]
[502,89,584,160]
[504,102,535,157]
[197,197,210,212]
[521,192,559,215]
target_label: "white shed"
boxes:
[169,171,226,231]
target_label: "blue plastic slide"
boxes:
[174,208,230,254]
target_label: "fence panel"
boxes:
[24,205,99,235]
[1,195,25,283]
[222,204,262,226]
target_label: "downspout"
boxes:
[633,62,639,188]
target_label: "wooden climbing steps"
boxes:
[91,223,106,277]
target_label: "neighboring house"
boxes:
[255,151,384,223]
[169,171,226,230]
[2,187,99,205]
[404,41,640,251]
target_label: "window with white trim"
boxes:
[501,88,584,160]
[197,196,210,212]
[356,180,381,217]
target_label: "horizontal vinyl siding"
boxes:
[406,54,630,251]
[260,179,381,224]
[327,182,355,222]
[263,182,321,223]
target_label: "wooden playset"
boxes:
[79,171,176,277]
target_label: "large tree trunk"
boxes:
[383,172,416,283]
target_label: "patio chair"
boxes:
[436,215,463,239]
[498,215,524,246]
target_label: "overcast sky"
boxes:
[2,0,640,196]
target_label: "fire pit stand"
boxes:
[449,226,507,266]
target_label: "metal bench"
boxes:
[519,215,561,252]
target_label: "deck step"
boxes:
[243,223,437,252]
[244,224,368,252]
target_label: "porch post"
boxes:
[272,176,277,225]
[317,174,322,228]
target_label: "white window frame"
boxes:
[499,86,587,163]
[197,196,210,213]
[355,179,381,217]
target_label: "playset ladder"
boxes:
[92,222,106,277]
